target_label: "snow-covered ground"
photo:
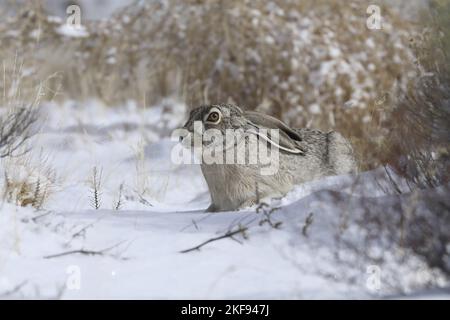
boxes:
[0,101,448,299]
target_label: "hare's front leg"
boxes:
[239,199,256,210]
[205,203,218,213]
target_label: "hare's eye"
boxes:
[206,111,220,123]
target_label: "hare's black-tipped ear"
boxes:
[244,111,302,141]
[244,111,305,155]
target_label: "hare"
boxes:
[179,103,357,212]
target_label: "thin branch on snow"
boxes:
[179,225,248,254]
[31,211,54,222]
[179,212,216,232]
[43,240,128,259]
[302,212,314,237]
[70,221,97,239]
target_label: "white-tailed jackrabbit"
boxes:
[180,103,357,212]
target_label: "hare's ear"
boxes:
[244,111,305,155]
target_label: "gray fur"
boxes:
[180,103,357,212]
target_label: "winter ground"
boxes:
[0,101,448,299]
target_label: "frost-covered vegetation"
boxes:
[0,0,448,299]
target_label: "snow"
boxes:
[56,24,89,38]
[0,101,448,299]
[44,0,135,21]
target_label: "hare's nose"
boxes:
[179,130,189,142]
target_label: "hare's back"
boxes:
[294,128,328,145]
[294,128,357,175]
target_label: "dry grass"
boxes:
[2,154,56,209]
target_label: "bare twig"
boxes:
[43,240,127,259]
[65,217,105,246]
[53,283,67,300]
[90,166,102,210]
[114,183,124,210]
[180,225,248,254]
[70,222,96,239]
[138,194,153,207]
[31,210,53,222]
[256,202,282,229]
[384,165,403,195]
[179,212,217,232]
[0,106,38,158]
[302,212,314,237]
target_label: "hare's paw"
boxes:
[205,203,218,213]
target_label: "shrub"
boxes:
[363,0,450,277]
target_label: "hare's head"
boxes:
[179,104,245,149]
[180,103,305,154]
